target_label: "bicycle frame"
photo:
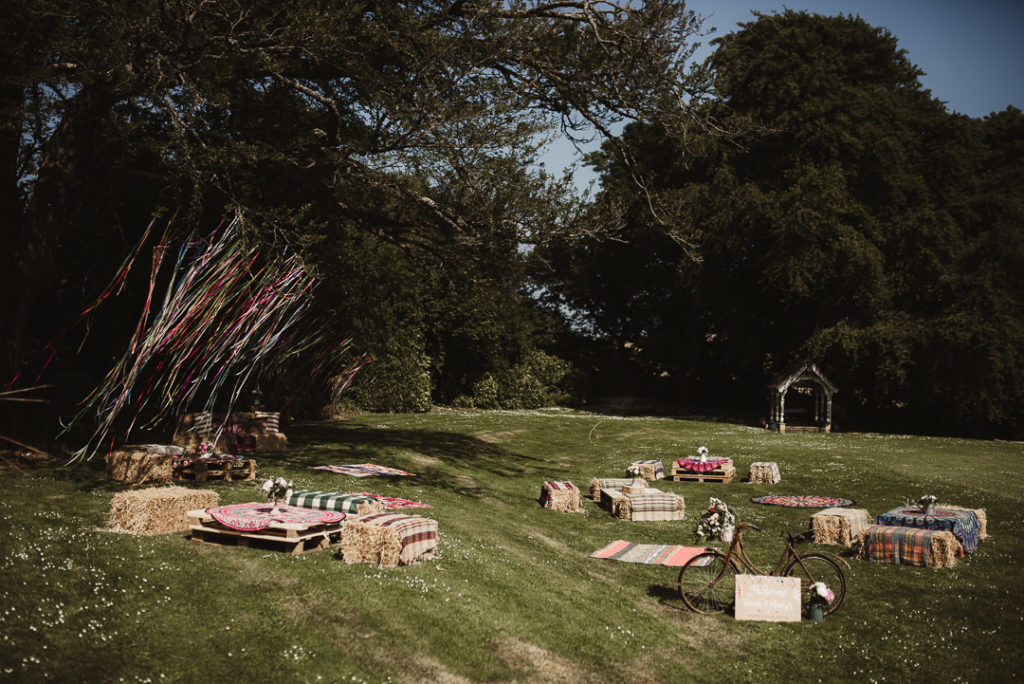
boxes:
[719,524,797,577]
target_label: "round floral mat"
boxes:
[207,502,345,532]
[749,494,854,508]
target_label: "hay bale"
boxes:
[600,488,624,515]
[629,460,664,481]
[617,490,685,522]
[811,508,870,547]
[928,530,962,569]
[748,461,781,484]
[539,481,583,513]
[109,486,217,535]
[943,505,988,539]
[340,513,438,567]
[589,478,632,500]
[106,444,183,484]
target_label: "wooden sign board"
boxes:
[734,574,802,622]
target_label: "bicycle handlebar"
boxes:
[737,522,761,532]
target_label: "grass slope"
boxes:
[1,409,1022,682]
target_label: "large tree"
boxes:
[538,11,1024,435]
[1,1,734,413]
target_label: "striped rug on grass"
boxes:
[589,540,710,567]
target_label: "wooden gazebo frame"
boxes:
[767,361,837,433]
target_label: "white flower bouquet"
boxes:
[261,476,293,504]
[810,581,835,606]
[697,445,709,462]
[694,497,735,542]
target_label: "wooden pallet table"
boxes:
[668,463,736,483]
[174,458,256,483]
[187,507,344,554]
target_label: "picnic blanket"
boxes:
[353,493,432,509]
[310,463,416,477]
[590,540,710,567]
[859,524,962,568]
[875,506,980,553]
[674,457,731,473]
[750,495,854,508]
[288,490,383,515]
[630,460,665,480]
[349,513,438,565]
[206,502,345,532]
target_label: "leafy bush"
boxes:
[343,330,433,413]
[462,350,575,409]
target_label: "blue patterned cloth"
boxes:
[875,506,981,553]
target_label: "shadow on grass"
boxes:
[272,421,549,498]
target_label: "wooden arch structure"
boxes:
[767,361,837,433]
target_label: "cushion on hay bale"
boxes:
[288,490,384,515]
[341,513,438,567]
[857,524,962,569]
[811,507,870,547]
[616,489,685,522]
[589,478,633,501]
[109,486,218,535]
[106,444,183,484]
[538,481,583,512]
[748,462,781,484]
[943,505,989,539]
[629,460,664,481]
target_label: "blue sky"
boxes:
[544,0,1024,194]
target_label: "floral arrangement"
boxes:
[697,445,709,461]
[810,581,835,606]
[918,494,938,508]
[627,464,644,479]
[694,497,735,541]
[261,476,293,503]
[198,442,214,457]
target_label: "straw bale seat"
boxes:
[857,524,962,569]
[943,505,988,539]
[538,481,583,512]
[106,444,183,485]
[109,486,218,535]
[589,478,633,501]
[811,507,870,547]
[340,513,438,567]
[748,461,781,484]
[606,488,684,522]
[629,460,664,481]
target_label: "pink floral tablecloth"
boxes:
[207,502,345,532]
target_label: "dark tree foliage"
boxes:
[536,11,1024,436]
[1,1,734,423]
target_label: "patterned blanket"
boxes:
[860,524,961,567]
[875,506,980,553]
[674,457,731,473]
[352,513,438,565]
[750,495,854,508]
[310,463,416,477]
[288,490,380,514]
[589,540,710,566]
[353,493,431,509]
[618,490,684,522]
[206,502,345,532]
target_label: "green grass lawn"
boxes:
[1,409,1022,682]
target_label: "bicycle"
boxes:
[678,521,848,615]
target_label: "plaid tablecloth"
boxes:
[288,490,380,514]
[674,457,732,473]
[618,489,684,522]
[860,524,960,567]
[875,506,980,553]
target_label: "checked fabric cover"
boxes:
[620,491,684,521]
[630,460,665,480]
[353,513,438,565]
[861,524,960,567]
[288,490,380,514]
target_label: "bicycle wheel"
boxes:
[783,553,846,615]
[678,551,737,614]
